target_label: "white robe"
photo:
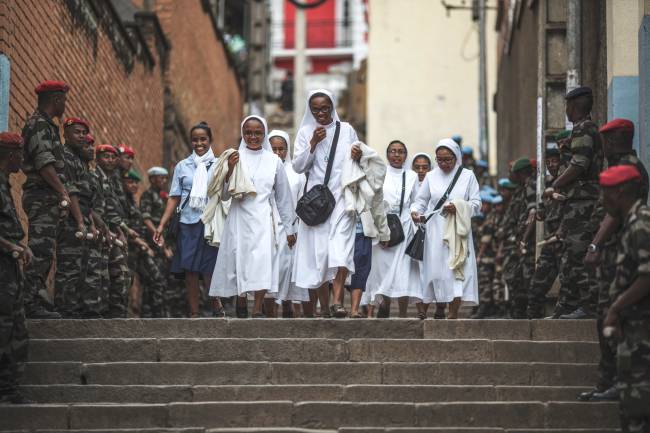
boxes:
[291,120,359,289]
[411,168,481,305]
[273,160,308,302]
[209,147,296,297]
[366,166,422,304]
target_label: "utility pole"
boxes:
[293,7,307,133]
[566,0,581,93]
[478,0,489,163]
[535,0,547,258]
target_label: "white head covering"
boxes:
[411,152,432,169]
[147,166,169,177]
[239,115,271,152]
[427,138,462,185]
[269,129,291,152]
[298,89,341,133]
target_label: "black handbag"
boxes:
[385,171,406,247]
[296,121,341,226]
[166,193,190,238]
[405,166,463,261]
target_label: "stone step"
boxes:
[338,429,620,433]
[19,384,593,404]
[27,338,599,363]
[26,319,597,342]
[23,361,597,386]
[0,402,619,431]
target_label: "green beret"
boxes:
[511,157,532,173]
[555,130,571,141]
[124,169,142,182]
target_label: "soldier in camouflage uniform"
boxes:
[545,87,604,319]
[579,119,650,402]
[95,145,130,317]
[472,193,503,318]
[527,145,566,318]
[20,81,73,319]
[600,165,650,433]
[121,170,166,317]
[141,167,187,317]
[492,178,519,318]
[516,160,538,317]
[53,118,103,318]
[0,132,32,404]
[500,158,534,319]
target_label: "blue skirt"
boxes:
[349,233,372,291]
[171,222,219,277]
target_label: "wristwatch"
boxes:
[587,243,599,253]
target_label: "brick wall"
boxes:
[152,0,244,156]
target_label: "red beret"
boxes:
[529,159,537,168]
[0,132,24,149]
[34,80,70,94]
[63,117,90,130]
[85,134,95,145]
[117,144,135,157]
[599,118,634,134]
[600,165,641,187]
[96,144,118,155]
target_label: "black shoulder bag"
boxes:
[166,161,212,237]
[385,171,406,247]
[296,121,341,226]
[405,167,463,261]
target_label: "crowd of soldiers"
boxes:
[467,86,650,431]
[1,81,649,431]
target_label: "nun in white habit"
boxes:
[291,89,361,317]
[366,140,421,318]
[411,152,433,191]
[410,138,481,319]
[268,129,308,305]
[209,116,297,317]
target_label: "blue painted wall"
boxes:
[608,76,640,152]
[640,16,650,192]
[0,54,9,131]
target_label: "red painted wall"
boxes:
[284,0,336,49]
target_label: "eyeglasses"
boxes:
[272,147,287,153]
[243,131,264,138]
[436,157,456,164]
[310,106,332,115]
[388,149,406,156]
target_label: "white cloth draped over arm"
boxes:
[465,172,482,217]
[273,158,298,236]
[292,128,315,174]
[411,174,432,215]
[201,149,234,246]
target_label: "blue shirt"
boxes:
[169,156,216,224]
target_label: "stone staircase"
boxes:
[1,319,620,432]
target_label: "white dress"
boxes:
[411,168,481,305]
[209,147,296,297]
[366,166,422,304]
[291,120,359,289]
[273,160,308,302]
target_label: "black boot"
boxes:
[470,303,493,319]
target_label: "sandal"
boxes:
[417,312,426,320]
[212,307,226,318]
[190,312,201,319]
[433,312,446,320]
[350,312,363,319]
[330,304,347,318]
[252,312,266,318]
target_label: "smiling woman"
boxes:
[154,121,223,318]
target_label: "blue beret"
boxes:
[476,159,488,168]
[565,86,592,100]
[491,195,503,204]
[462,146,473,155]
[480,191,494,203]
[481,185,497,196]
[147,166,169,176]
[451,134,463,144]
[498,178,518,190]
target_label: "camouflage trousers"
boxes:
[618,319,650,432]
[155,242,187,318]
[0,256,28,397]
[128,247,166,318]
[103,243,130,318]
[594,245,618,390]
[53,218,103,317]
[22,191,62,313]
[478,260,498,304]
[527,242,562,317]
[490,265,506,306]
[503,246,527,317]
[558,199,599,312]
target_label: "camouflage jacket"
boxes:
[21,110,66,193]
[497,185,526,249]
[564,117,604,201]
[610,200,650,320]
[139,187,166,228]
[96,167,125,230]
[62,144,98,217]
[590,152,649,247]
[123,193,145,238]
[0,171,24,248]
[478,211,501,263]
[540,175,563,235]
